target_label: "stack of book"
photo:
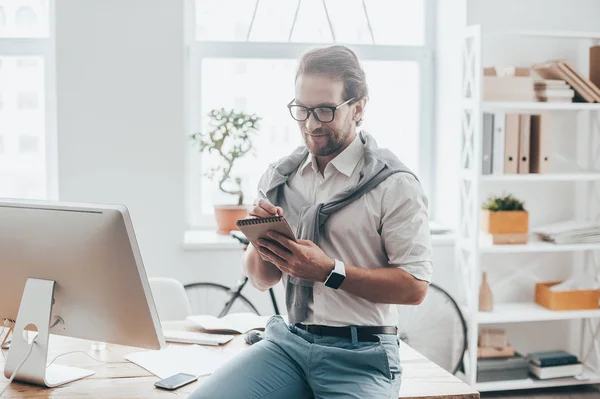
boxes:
[534,80,575,102]
[533,60,600,103]
[533,220,600,244]
[476,328,530,382]
[477,328,514,358]
[527,350,583,379]
[477,353,530,382]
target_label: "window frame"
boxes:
[0,0,58,200]
[185,0,435,229]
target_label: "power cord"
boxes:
[0,334,38,398]
[46,350,122,369]
[0,318,121,397]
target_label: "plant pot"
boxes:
[480,210,529,234]
[214,205,249,235]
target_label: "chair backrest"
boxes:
[148,277,193,322]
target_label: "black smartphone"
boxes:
[154,373,198,390]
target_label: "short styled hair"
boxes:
[296,45,368,122]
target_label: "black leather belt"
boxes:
[295,323,397,342]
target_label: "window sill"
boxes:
[182,230,246,251]
[182,230,455,251]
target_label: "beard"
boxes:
[303,123,351,157]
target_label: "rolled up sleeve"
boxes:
[380,173,433,283]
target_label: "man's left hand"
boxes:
[256,231,334,282]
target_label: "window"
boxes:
[0,0,55,200]
[187,0,433,227]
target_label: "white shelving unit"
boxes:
[458,26,600,391]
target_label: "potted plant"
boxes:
[191,108,261,234]
[481,193,529,244]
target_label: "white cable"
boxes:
[0,335,38,398]
[46,350,121,369]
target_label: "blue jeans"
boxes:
[188,316,402,399]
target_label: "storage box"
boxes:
[483,76,536,101]
[481,210,529,234]
[476,353,529,382]
[535,281,600,311]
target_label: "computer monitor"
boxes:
[0,199,165,387]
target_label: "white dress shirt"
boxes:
[256,133,433,327]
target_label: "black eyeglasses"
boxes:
[287,97,355,123]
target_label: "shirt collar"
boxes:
[299,134,363,177]
[300,152,318,175]
[329,134,363,177]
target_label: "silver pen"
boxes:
[258,189,278,216]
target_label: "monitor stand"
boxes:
[4,278,95,387]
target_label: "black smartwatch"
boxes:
[324,259,346,289]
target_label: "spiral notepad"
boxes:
[236,216,297,248]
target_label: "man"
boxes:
[190,45,433,399]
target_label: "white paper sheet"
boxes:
[186,313,271,334]
[125,344,228,379]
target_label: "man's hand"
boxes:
[256,231,335,282]
[249,198,283,218]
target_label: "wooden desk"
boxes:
[0,322,479,398]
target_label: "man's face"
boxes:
[294,73,355,157]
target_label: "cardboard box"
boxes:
[479,328,507,348]
[483,76,536,101]
[504,66,532,77]
[478,344,516,359]
[535,281,600,311]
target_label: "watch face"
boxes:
[325,273,345,289]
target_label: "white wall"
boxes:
[467,0,600,32]
[53,0,280,314]
[55,0,186,274]
[433,0,466,230]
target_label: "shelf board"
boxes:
[477,302,600,324]
[480,239,600,254]
[463,100,600,112]
[486,30,600,40]
[461,172,600,182]
[475,365,600,392]
[482,173,600,182]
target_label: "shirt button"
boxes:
[316,288,322,295]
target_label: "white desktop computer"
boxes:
[0,199,165,388]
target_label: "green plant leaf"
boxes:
[482,193,526,211]
[189,107,262,204]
